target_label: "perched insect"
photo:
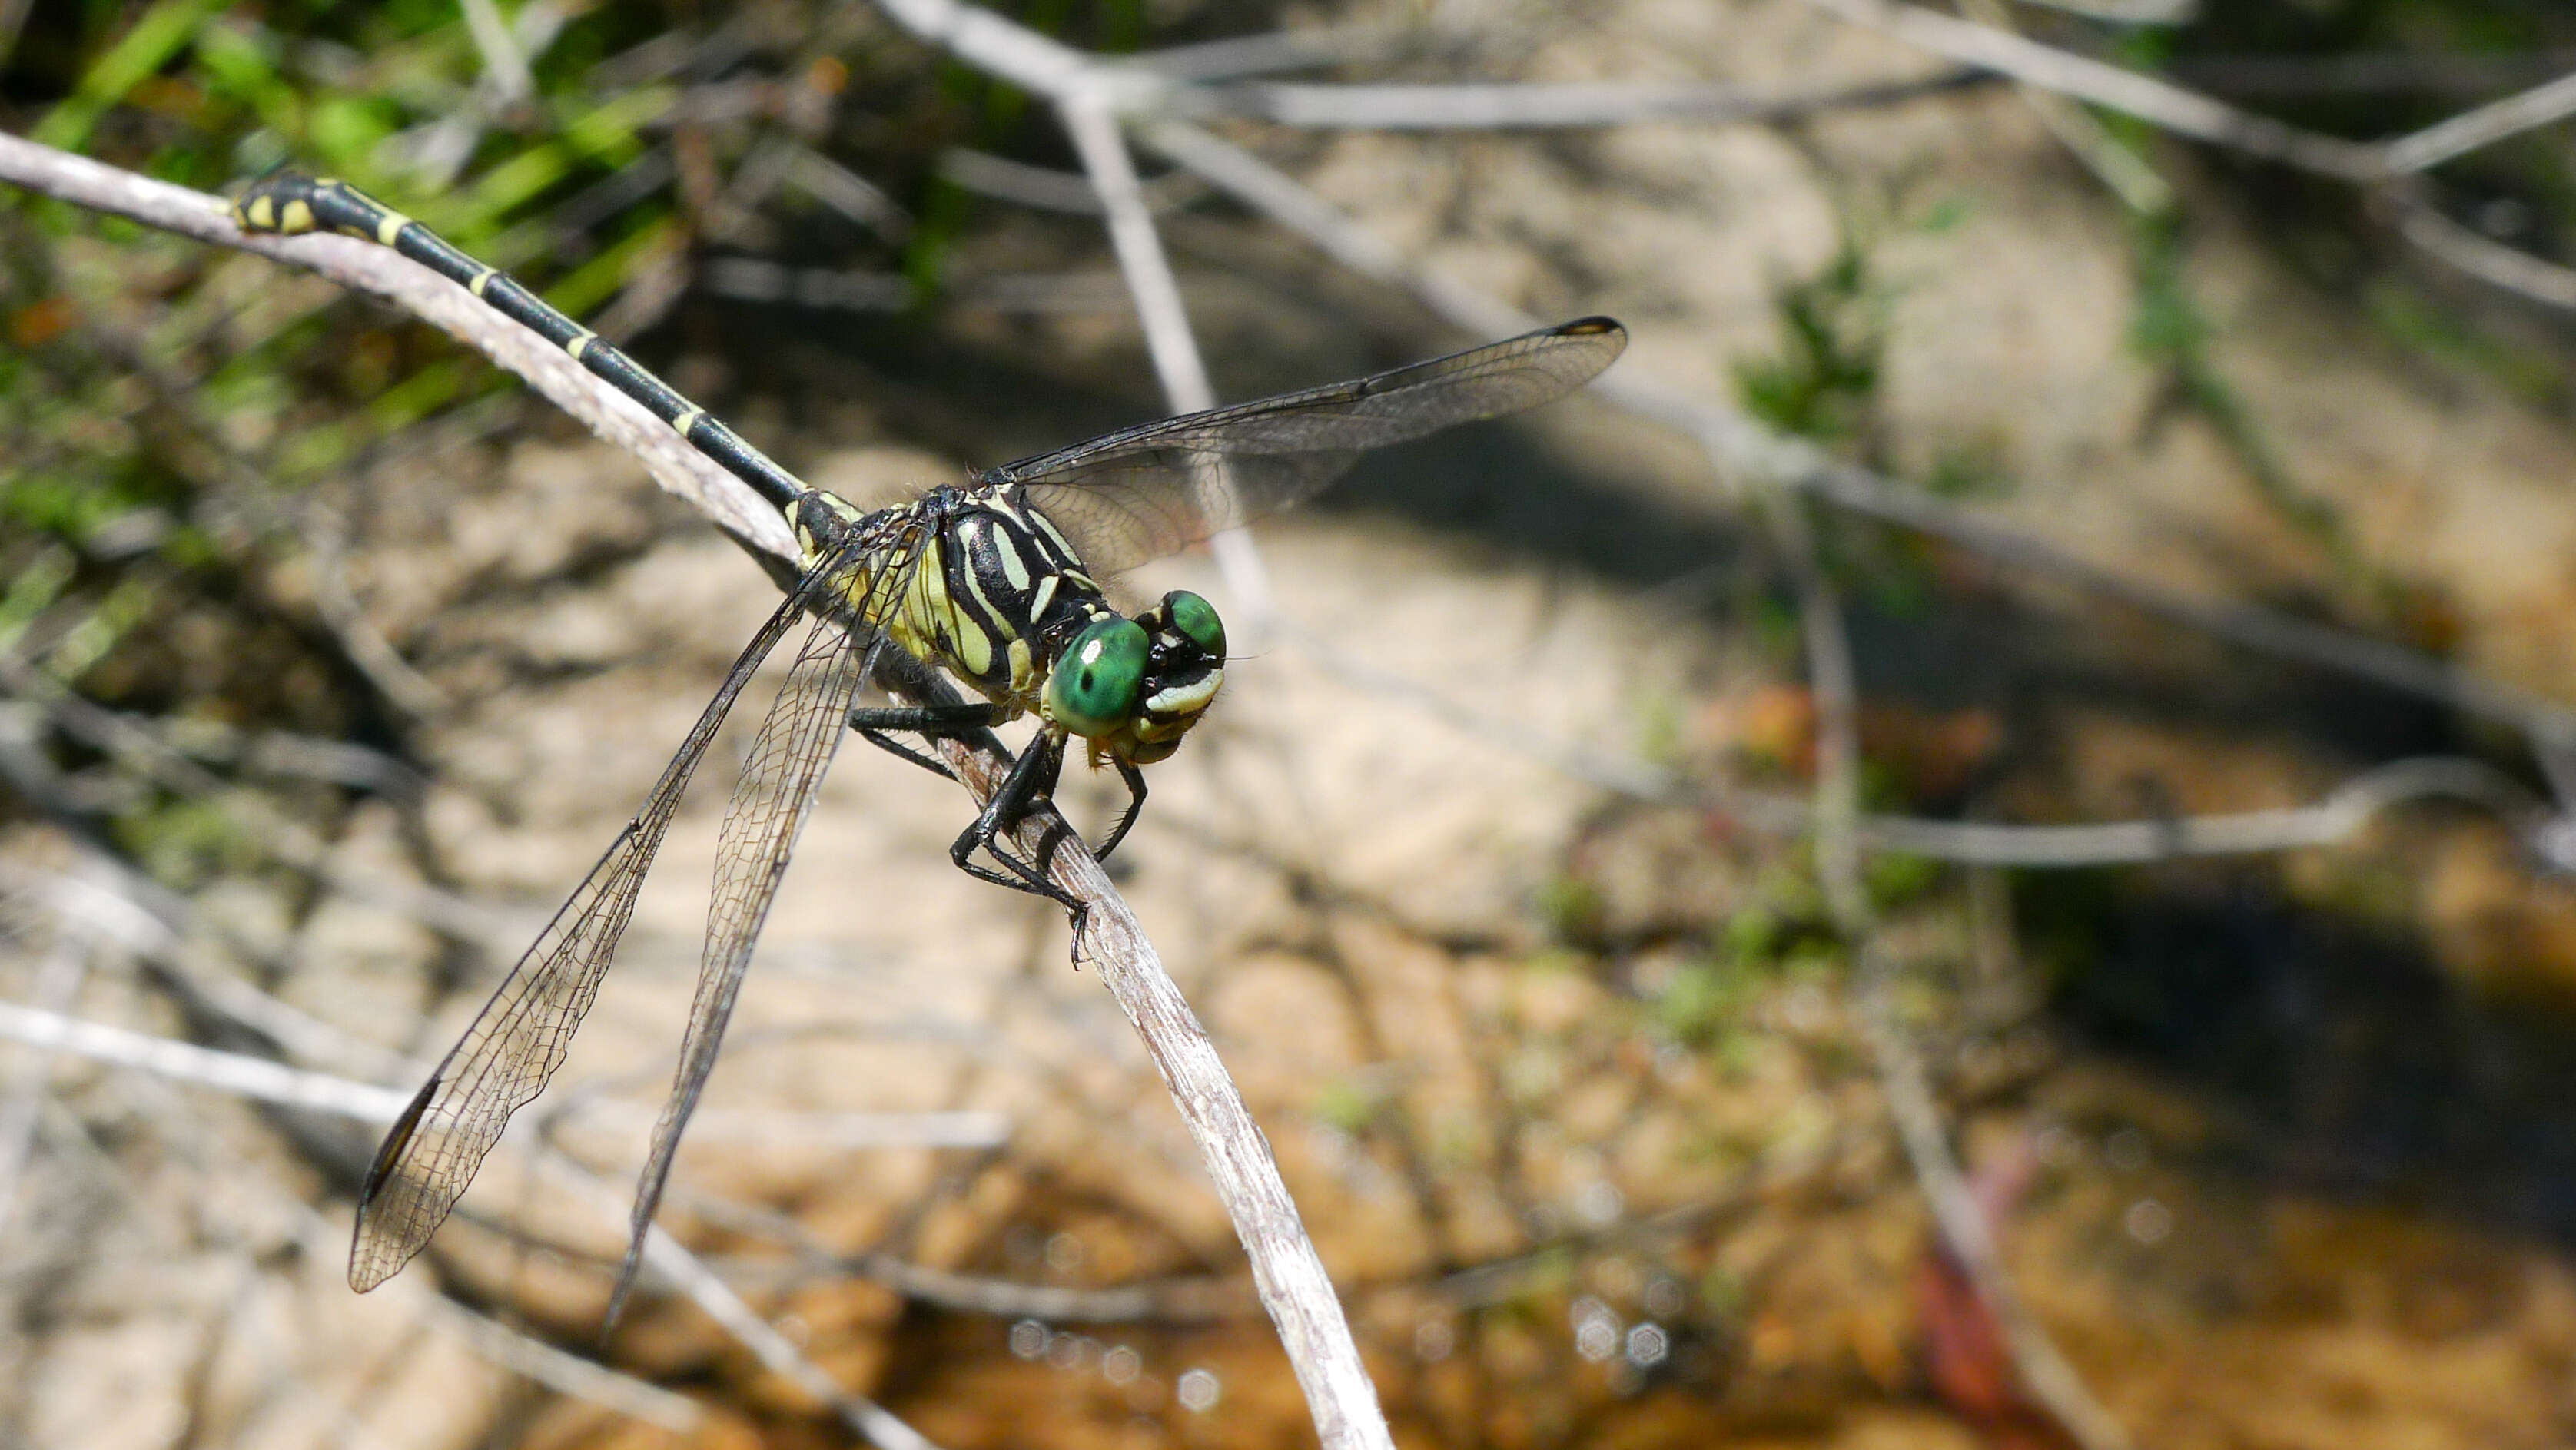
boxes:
[235,169,1627,1310]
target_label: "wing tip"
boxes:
[347,1072,443,1293]
[1555,315,1625,340]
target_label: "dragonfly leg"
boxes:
[948,730,1083,911]
[1095,758,1148,861]
[850,701,1006,781]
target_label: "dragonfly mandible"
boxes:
[235,169,1627,1315]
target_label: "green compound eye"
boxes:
[1164,590,1225,659]
[1046,616,1149,737]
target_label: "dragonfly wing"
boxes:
[348,581,820,1293]
[991,317,1625,576]
[601,545,912,1323]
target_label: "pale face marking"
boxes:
[1144,672,1221,717]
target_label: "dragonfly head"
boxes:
[1041,591,1226,766]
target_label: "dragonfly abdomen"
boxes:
[234,171,808,513]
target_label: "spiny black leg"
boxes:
[1095,758,1148,861]
[850,702,1005,781]
[948,732,1080,911]
[859,729,954,780]
[852,702,1004,732]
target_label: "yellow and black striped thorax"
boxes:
[857,484,1110,708]
[793,483,1226,763]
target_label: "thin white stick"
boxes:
[633,1219,942,1448]
[423,1298,706,1432]
[1055,93,1216,413]
[0,1000,416,1122]
[1793,0,2385,179]
[1131,118,1533,338]
[1190,73,1982,129]
[2392,189,2576,309]
[0,855,413,1078]
[1954,0,2172,214]
[2,644,512,946]
[1134,22,1410,83]
[2387,68,2576,174]
[1054,91,1280,629]
[458,0,538,103]
[787,144,916,241]
[0,989,1007,1156]
[941,146,1201,215]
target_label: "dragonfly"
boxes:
[235,169,1627,1316]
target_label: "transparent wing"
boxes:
[600,567,891,1322]
[347,533,911,1296]
[987,317,1625,577]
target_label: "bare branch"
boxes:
[2386,68,2576,174]
[686,1190,1259,1321]
[626,1209,944,1450]
[1185,71,1986,129]
[423,1299,705,1433]
[0,855,413,1078]
[457,0,538,103]
[0,1000,416,1123]
[0,653,518,952]
[1792,0,2385,179]
[1954,0,2173,214]
[1130,22,1412,83]
[1054,95,1217,414]
[1054,91,1279,627]
[2391,188,2576,310]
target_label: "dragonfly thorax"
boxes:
[796,483,1226,767]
